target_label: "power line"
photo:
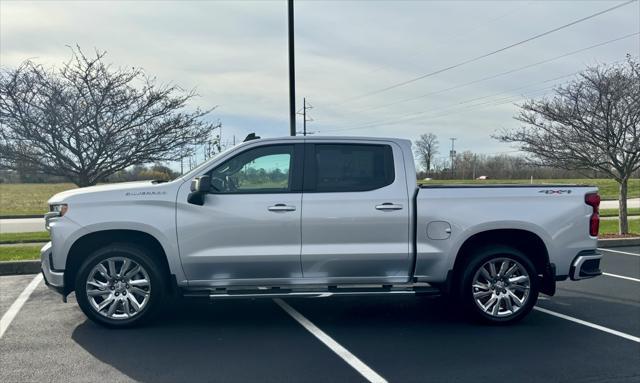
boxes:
[388,87,553,126]
[320,85,559,133]
[323,42,633,134]
[450,72,579,106]
[352,32,638,114]
[322,71,580,133]
[338,0,636,104]
[366,2,532,76]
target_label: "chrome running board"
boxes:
[182,284,441,300]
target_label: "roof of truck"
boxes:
[253,135,410,142]
[250,136,413,149]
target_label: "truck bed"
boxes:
[413,184,598,283]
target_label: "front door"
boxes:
[177,143,304,285]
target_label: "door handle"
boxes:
[375,203,403,211]
[268,204,296,212]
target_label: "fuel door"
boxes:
[427,221,451,240]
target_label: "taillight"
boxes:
[585,193,600,237]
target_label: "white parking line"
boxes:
[534,306,640,343]
[274,298,387,383]
[598,248,640,257]
[0,274,42,339]
[603,272,640,282]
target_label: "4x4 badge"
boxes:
[539,189,572,195]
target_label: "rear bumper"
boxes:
[40,242,66,298]
[570,250,602,281]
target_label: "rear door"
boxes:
[300,141,411,282]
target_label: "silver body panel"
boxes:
[300,139,412,282]
[176,192,304,284]
[414,186,598,282]
[45,180,187,284]
[41,136,598,293]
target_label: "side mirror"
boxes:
[190,175,211,193]
[188,175,211,205]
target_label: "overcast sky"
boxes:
[1,0,638,165]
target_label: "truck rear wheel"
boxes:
[460,246,538,324]
[75,243,165,328]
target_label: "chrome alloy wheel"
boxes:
[86,257,151,320]
[471,257,530,318]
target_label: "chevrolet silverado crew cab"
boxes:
[41,136,603,327]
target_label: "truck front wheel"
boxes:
[460,246,538,324]
[75,243,165,328]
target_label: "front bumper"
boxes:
[40,242,66,299]
[570,250,602,280]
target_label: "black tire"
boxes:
[459,245,538,324]
[75,243,166,328]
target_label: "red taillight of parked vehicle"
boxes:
[585,193,600,237]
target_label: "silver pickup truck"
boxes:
[41,136,603,327]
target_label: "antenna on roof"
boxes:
[243,133,260,142]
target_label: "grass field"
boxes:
[600,208,640,217]
[600,219,639,236]
[0,183,76,216]
[0,246,42,262]
[0,231,50,244]
[419,178,639,201]
[0,179,637,217]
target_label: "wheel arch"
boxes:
[449,228,553,294]
[64,229,174,295]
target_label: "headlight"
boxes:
[49,204,68,216]
[45,204,68,231]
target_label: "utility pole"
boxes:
[449,138,457,179]
[472,154,477,180]
[302,97,307,136]
[288,0,296,136]
[207,124,222,157]
[297,97,313,136]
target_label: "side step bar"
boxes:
[182,284,441,300]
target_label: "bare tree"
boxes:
[0,47,218,186]
[495,56,640,234]
[415,133,439,174]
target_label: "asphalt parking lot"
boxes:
[1,246,638,383]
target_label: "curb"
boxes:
[0,214,44,219]
[0,242,48,247]
[598,237,640,248]
[0,260,40,276]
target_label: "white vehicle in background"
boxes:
[41,135,602,327]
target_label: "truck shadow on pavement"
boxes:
[69,296,464,383]
[70,295,640,383]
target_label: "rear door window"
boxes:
[308,144,395,192]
